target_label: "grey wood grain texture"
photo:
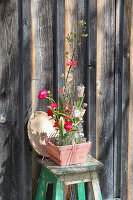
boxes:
[31,0,54,199]
[31,0,54,112]
[0,0,21,199]
[53,2,65,198]
[77,0,88,139]
[121,0,132,199]
[87,0,97,158]
[77,0,87,85]
[22,0,32,199]
[65,2,87,199]
[53,0,65,101]
[114,0,124,198]
[128,2,133,199]
[96,0,115,199]
[65,0,87,101]
[87,2,97,199]
[0,0,32,199]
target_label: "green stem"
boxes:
[46,97,55,103]
[52,110,72,121]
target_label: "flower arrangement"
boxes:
[38,20,88,146]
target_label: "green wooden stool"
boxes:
[35,156,103,200]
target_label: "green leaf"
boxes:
[59,117,64,139]
[65,51,69,55]
[58,113,72,121]
[71,128,78,132]
[71,31,76,34]
[78,95,85,110]
[69,38,74,42]
[82,34,88,37]
[78,20,86,26]
[66,35,70,41]
[59,97,64,113]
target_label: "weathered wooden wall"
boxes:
[128,1,133,200]
[0,0,133,200]
[0,0,32,199]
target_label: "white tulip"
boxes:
[77,85,85,97]
[73,110,80,118]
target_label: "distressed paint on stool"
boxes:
[35,156,103,200]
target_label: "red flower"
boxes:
[53,121,59,127]
[64,122,72,131]
[50,103,58,108]
[64,116,69,122]
[58,89,64,93]
[38,90,47,99]
[66,59,77,67]
[47,109,53,116]
[66,61,71,66]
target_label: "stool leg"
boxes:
[35,169,48,200]
[76,183,85,200]
[89,171,102,200]
[52,179,64,200]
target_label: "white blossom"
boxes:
[73,110,80,118]
[77,85,85,97]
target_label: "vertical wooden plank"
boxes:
[31,0,54,111]
[77,0,88,140]
[53,2,65,199]
[35,169,48,200]
[65,0,87,84]
[96,0,115,199]
[0,1,20,199]
[52,180,64,200]
[65,1,87,199]
[128,2,133,199]
[87,0,97,157]
[0,0,31,199]
[76,183,86,200]
[53,0,65,100]
[90,172,102,200]
[114,0,124,197]
[87,1,97,199]
[65,0,78,60]
[31,0,54,198]
[77,0,87,86]
[22,0,32,198]
[65,3,78,199]
[121,0,132,200]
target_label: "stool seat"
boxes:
[35,156,103,200]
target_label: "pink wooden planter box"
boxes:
[46,141,91,166]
